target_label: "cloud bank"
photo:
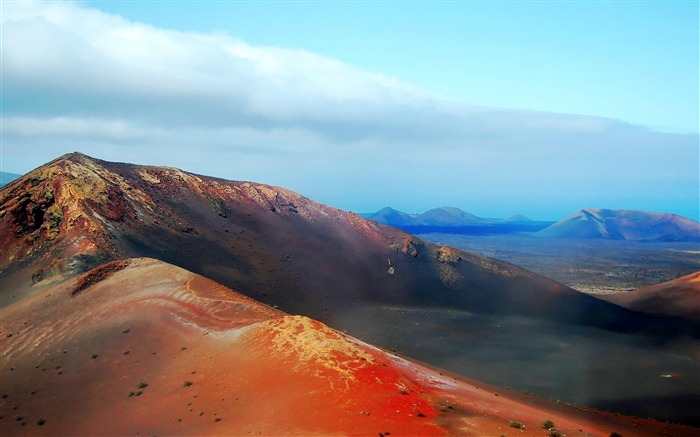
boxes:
[2,1,698,219]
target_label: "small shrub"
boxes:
[137,382,148,389]
[183,381,193,388]
[542,420,555,429]
[508,420,525,429]
[610,433,623,437]
[548,431,561,437]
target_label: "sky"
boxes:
[1,0,699,220]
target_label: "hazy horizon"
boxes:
[2,1,698,221]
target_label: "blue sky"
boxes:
[2,1,699,220]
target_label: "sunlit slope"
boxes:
[602,271,700,320]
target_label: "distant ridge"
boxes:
[368,206,540,226]
[536,208,700,242]
[367,206,550,234]
[369,206,418,226]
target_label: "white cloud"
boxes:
[1,1,698,220]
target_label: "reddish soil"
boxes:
[1,258,697,436]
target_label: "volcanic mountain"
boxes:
[536,208,700,241]
[367,206,419,226]
[600,271,700,320]
[4,258,695,436]
[2,153,700,425]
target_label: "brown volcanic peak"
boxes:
[1,152,385,297]
[601,271,700,320]
[2,257,695,437]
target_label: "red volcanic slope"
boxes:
[1,258,695,436]
[601,271,700,320]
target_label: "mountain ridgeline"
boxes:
[366,206,553,235]
[536,208,700,241]
[366,206,700,241]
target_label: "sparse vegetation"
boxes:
[508,420,525,429]
[542,420,555,429]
